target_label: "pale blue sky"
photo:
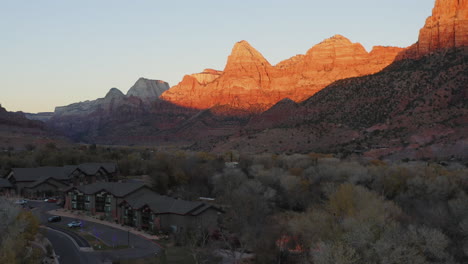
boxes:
[0,0,434,113]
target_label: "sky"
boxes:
[0,0,435,113]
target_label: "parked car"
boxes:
[48,216,61,222]
[44,198,58,203]
[15,199,28,205]
[67,221,82,228]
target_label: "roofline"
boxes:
[25,177,66,189]
[185,203,207,215]
[191,205,225,215]
[118,200,194,216]
[121,185,151,198]
[118,200,223,216]
[66,184,148,197]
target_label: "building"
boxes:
[119,190,222,233]
[0,178,13,196]
[64,182,222,233]
[64,182,149,221]
[66,163,118,186]
[4,163,118,197]
[23,176,69,199]
[6,167,72,197]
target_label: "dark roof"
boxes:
[190,204,214,216]
[0,178,12,188]
[10,167,71,182]
[69,182,146,197]
[122,191,214,215]
[75,163,117,175]
[10,163,117,182]
[25,176,68,189]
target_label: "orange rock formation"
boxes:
[161,36,403,112]
[399,0,468,59]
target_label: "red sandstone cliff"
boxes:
[399,0,468,59]
[161,36,403,112]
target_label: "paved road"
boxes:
[46,224,90,247]
[44,227,100,264]
[29,200,161,263]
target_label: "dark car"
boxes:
[48,216,62,223]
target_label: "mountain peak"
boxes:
[320,34,353,45]
[127,78,170,101]
[105,88,124,98]
[224,40,271,72]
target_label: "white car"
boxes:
[67,221,82,228]
[15,199,28,205]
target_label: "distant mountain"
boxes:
[127,78,170,103]
[24,112,54,122]
[49,78,171,141]
[161,36,403,113]
[0,105,44,129]
[54,78,169,118]
[0,105,67,150]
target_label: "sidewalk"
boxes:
[48,209,160,241]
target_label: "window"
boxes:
[86,195,90,202]
[105,205,111,213]
[105,196,112,203]
[72,202,77,209]
[72,195,77,200]
[95,196,105,212]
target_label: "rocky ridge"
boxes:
[161,35,404,112]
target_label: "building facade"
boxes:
[64,182,222,233]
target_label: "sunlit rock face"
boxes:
[398,0,468,59]
[161,36,403,113]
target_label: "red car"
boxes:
[44,198,58,203]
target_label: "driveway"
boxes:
[29,200,161,263]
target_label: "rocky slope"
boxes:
[161,36,403,113]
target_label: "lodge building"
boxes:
[3,163,117,198]
[64,182,221,233]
